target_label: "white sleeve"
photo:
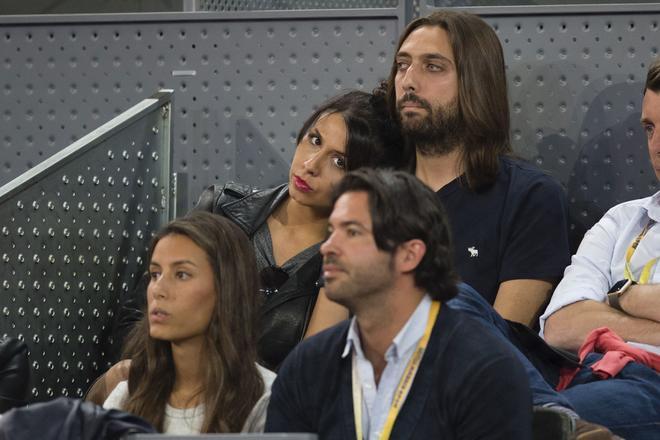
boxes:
[257,363,277,389]
[539,205,623,336]
[102,380,129,410]
[241,390,271,433]
[241,364,277,433]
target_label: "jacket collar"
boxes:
[221,183,289,237]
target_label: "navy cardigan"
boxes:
[266,304,532,440]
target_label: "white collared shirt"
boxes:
[540,191,660,351]
[341,295,432,440]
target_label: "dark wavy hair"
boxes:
[122,211,263,433]
[645,59,660,93]
[332,169,458,301]
[384,10,511,190]
[296,89,404,171]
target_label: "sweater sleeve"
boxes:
[264,344,316,433]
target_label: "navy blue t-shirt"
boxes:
[438,156,570,304]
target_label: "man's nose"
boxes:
[400,64,419,93]
[649,131,660,155]
[320,231,338,256]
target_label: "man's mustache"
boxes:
[397,92,432,113]
[322,256,347,273]
[323,256,340,267]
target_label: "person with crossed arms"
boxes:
[542,60,660,354]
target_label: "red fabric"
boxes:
[556,327,660,391]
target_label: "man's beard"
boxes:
[397,93,465,156]
[322,255,395,314]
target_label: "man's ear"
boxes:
[395,239,426,274]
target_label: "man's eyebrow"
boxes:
[423,53,453,63]
[395,51,454,65]
[340,220,365,228]
[328,220,369,232]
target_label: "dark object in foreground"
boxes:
[0,397,156,440]
[0,337,30,413]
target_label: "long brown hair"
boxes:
[386,10,512,190]
[122,211,264,433]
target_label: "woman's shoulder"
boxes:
[193,182,286,214]
[242,390,271,433]
[102,380,129,410]
[241,363,277,433]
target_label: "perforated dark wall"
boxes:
[0,11,401,211]
[488,11,657,246]
[196,0,399,10]
[2,4,660,400]
[0,0,184,14]
[0,92,173,400]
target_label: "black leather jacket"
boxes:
[0,337,29,413]
[195,183,322,371]
[0,397,155,439]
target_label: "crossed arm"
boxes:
[544,284,660,352]
[542,202,660,352]
[619,283,660,321]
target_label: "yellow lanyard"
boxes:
[352,300,440,440]
[623,219,658,284]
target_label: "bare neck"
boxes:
[271,196,328,235]
[415,148,463,192]
[170,338,206,407]
[354,280,426,383]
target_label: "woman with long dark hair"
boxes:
[104,211,272,433]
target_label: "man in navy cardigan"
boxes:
[265,169,532,439]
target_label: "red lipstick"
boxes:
[293,175,312,193]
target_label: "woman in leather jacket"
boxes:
[86,89,402,405]
[194,90,403,370]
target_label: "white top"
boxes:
[540,192,660,350]
[341,294,432,440]
[103,364,276,434]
